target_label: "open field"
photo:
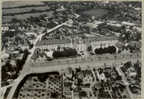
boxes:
[2,11,53,23]
[82,8,108,18]
[3,6,50,15]
[2,1,52,23]
[2,1,44,8]
[30,53,140,68]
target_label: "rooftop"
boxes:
[36,38,71,46]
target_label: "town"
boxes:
[1,1,141,99]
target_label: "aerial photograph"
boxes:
[1,1,142,99]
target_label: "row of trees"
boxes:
[53,47,77,58]
[94,46,117,54]
[32,41,140,62]
[31,47,78,61]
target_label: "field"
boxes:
[2,1,53,23]
[2,1,44,8]
[82,8,108,18]
[3,6,50,15]
[3,11,53,23]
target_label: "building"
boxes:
[36,38,73,50]
[35,24,118,53]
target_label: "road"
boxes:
[31,56,139,73]
[30,53,140,67]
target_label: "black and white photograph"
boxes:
[1,1,142,99]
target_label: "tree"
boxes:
[11,18,20,23]
[94,46,116,54]
[38,75,48,82]
[53,47,77,58]
[87,45,92,52]
[77,78,83,99]
[79,91,87,97]
[51,92,59,98]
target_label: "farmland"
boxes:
[3,6,50,15]
[2,1,52,23]
[2,11,53,23]
[2,1,44,8]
